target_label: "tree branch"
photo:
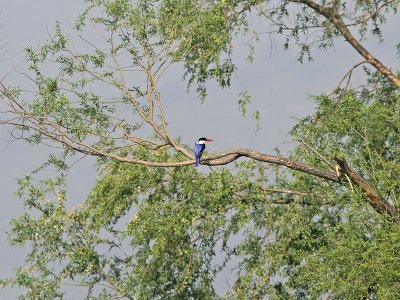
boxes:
[334,157,399,223]
[296,0,400,87]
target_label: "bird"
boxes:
[194,137,214,167]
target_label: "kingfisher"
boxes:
[194,137,214,167]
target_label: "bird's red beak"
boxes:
[206,138,214,142]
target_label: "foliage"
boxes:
[1,0,400,299]
[281,73,400,299]
[4,77,400,298]
[2,148,276,299]
[292,73,400,210]
[156,0,400,88]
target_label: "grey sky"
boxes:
[0,1,399,298]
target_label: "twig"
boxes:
[329,61,367,96]
[300,139,336,170]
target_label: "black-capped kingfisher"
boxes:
[194,137,214,167]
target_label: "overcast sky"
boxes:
[0,1,399,298]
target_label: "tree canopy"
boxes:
[1,0,400,299]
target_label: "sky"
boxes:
[0,0,399,298]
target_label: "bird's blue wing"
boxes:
[194,143,205,167]
[194,143,203,157]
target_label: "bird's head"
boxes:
[197,137,214,144]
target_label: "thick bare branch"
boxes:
[335,157,399,223]
[0,84,340,181]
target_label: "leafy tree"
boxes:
[0,0,399,299]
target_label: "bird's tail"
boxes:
[195,156,200,167]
